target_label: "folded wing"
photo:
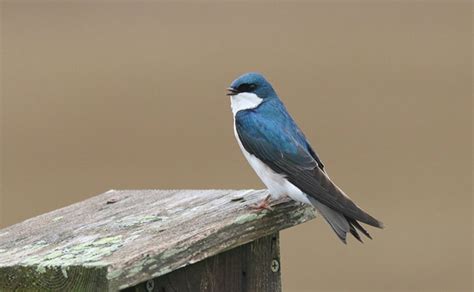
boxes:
[235,110,383,229]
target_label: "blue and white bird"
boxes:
[227,72,383,243]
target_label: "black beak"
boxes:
[226,87,239,96]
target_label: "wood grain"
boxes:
[0,189,316,291]
[126,233,281,292]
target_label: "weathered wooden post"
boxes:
[0,190,315,291]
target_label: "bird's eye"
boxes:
[237,83,257,93]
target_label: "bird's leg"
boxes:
[249,194,273,211]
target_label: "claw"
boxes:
[249,194,273,211]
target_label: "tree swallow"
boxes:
[227,72,383,243]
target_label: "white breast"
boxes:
[231,95,311,204]
[230,92,263,115]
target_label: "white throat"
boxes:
[230,92,263,115]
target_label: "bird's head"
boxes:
[227,72,277,100]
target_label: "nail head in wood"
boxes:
[145,279,154,291]
[271,259,280,273]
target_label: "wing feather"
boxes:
[235,109,383,228]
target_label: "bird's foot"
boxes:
[249,194,273,211]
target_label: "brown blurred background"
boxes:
[1,1,472,291]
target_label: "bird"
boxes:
[227,72,383,243]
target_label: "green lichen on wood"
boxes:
[290,206,317,222]
[160,246,186,260]
[234,211,268,224]
[91,235,122,246]
[61,266,69,278]
[125,254,161,279]
[52,216,63,222]
[121,246,188,281]
[151,266,173,278]
[21,235,123,271]
[126,265,144,279]
[0,236,123,290]
[106,268,123,280]
[116,214,164,228]
[0,240,49,266]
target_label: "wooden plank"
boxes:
[126,233,281,292]
[0,190,316,291]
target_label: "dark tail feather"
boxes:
[310,197,379,243]
[348,221,363,243]
[360,213,384,229]
[351,217,373,239]
[346,216,372,241]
